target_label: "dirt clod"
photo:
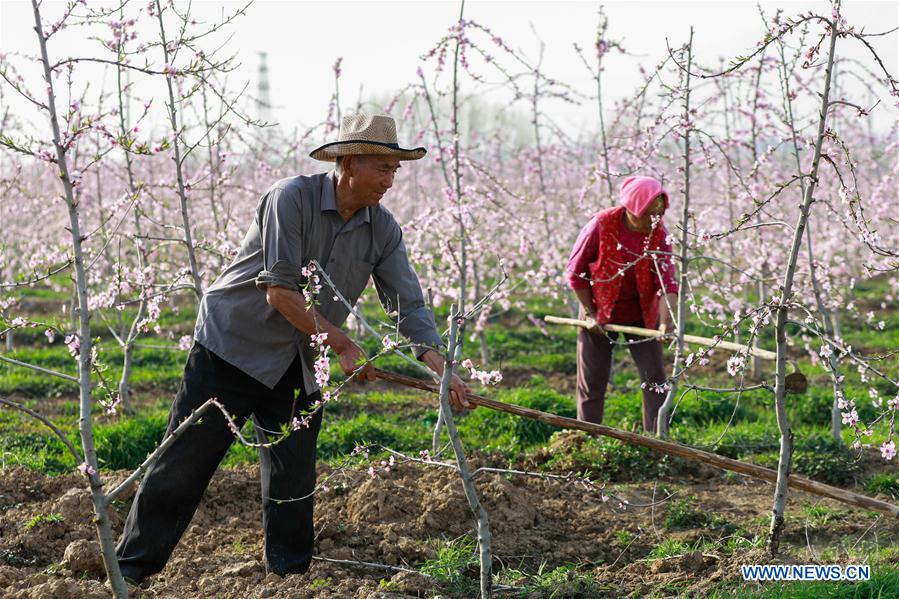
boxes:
[390,570,432,596]
[62,539,104,578]
[54,487,92,524]
[222,560,263,577]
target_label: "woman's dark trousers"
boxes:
[115,343,322,581]
[576,320,667,433]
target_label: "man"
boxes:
[115,113,471,583]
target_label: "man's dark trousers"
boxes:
[116,343,322,581]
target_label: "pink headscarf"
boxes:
[619,176,669,217]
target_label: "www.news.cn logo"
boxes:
[741,564,871,582]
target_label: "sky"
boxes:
[1,0,897,138]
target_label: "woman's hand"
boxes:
[658,319,672,337]
[658,293,677,343]
[587,313,604,335]
[572,288,602,334]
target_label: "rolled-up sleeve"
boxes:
[254,186,305,290]
[372,220,444,359]
[566,216,600,290]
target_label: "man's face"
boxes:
[348,155,402,205]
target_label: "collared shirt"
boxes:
[194,171,444,393]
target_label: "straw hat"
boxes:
[309,114,427,162]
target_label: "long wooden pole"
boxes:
[544,315,777,361]
[374,368,899,518]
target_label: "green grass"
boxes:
[647,537,702,559]
[454,385,576,453]
[664,495,709,529]
[0,430,75,473]
[0,344,185,397]
[539,431,672,481]
[500,563,613,598]
[865,473,899,500]
[92,411,169,470]
[317,412,430,459]
[0,409,171,474]
[679,422,865,486]
[750,433,863,487]
[24,512,63,529]
[420,536,478,595]
[800,504,839,527]
[671,420,782,458]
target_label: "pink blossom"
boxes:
[726,355,746,376]
[841,409,859,427]
[77,462,96,476]
[464,362,502,386]
[881,440,896,461]
[64,334,80,357]
[381,335,398,351]
[102,394,122,416]
[313,355,330,387]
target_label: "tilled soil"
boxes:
[1,445,897,598]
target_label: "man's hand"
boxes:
[447,372,472,411]
[266,287,376,380]
[421,349,473,410]
[334,336,376,382]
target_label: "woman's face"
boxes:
[628,195,666,229]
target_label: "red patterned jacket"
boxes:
[567,206,678,326]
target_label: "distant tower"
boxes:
[257,51,272,122]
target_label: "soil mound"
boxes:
[2,462,895,597]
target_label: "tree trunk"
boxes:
[769,8,839,555]
[434,0,468,452]
[114,15,148,415]
[155,0,204,300]
[31,2,126,595]
[657,28,694,439]
[440,306,492,598]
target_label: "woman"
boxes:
[566,175,679,433]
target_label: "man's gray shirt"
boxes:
[194,170,444,394]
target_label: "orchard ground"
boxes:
[1,277,898,598]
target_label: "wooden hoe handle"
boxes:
[373,367,899,518]
[544,315,777,361]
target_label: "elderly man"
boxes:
[115,114,470,583]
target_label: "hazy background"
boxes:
[1,0,896,140]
